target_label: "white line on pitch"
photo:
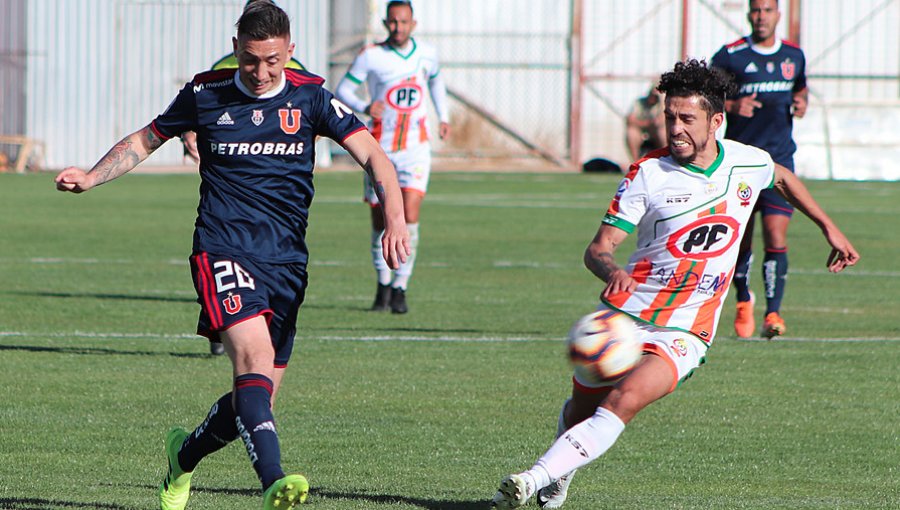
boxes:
[2,331,898,343]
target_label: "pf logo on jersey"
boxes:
[666,215,741,260]
[386,82,423,112]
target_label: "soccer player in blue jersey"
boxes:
[710,0,808,339]
[55,3,409,509]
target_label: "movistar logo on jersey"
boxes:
[738,80,794,94]
[193,79,231,93]
[210,141,305,156]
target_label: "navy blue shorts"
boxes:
[757,158,795,217]
[189,252,307,367]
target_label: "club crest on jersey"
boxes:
[736,181,753,206]
[386,82,424,112]
[666,215,741,260]
[251,110,264,126]
[223,292,242,315]
[781,58,796,80]
[278,109,302,134]
[670,338,689,357]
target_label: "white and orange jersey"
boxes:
[336,38,449,153]
[601,140,776,344]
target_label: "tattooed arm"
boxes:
[584,223,636,299]
[340,129,410,269]
[55,125,165,193]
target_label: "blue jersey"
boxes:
[151,69,366,264]
[711,37,807,167]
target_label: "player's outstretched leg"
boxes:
[491,473,535,509]
[537,398,578,508]
[159,428,193,510]
[263,474,309,509]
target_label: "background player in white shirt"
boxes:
[490,59,858,510]
[336,0,451,314]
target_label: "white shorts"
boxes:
[364,143,432,205]
[573,306,709,394]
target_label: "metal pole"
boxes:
[681,0,690,60]
[789,0,801,44]
[569,0,584,167]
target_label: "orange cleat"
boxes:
[762,312,786,339]
[734,292,755,338]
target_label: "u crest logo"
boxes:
[223,292,243,315]
[278,109,302,135]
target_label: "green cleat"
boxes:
[263,474,309,509]
[159,427,193,510]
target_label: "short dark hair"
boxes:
[236,0,290,40]
[657,59,737,115]
[387,0,414,16]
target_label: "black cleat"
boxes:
[371,283,392,311]
[209,342,225,356]
[390,287,408,314]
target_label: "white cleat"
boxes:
[491,474,535,509]
[536,469,576,509]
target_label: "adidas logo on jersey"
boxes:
[744,62,759,73]
[217,112,235,125]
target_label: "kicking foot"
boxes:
[537,469,576,509]
[491,473,534,509]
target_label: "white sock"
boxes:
[371,229,392,285]
[391,223,418,290]
[523,407,625,491]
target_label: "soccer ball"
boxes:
[567,309,641,384]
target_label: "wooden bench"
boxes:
[0,135,45,173]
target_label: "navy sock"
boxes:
[234,373,285,490]
[733,249,753,302]
[763,248,788,314]
[177,392,238,473]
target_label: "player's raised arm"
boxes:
[341,130,410,269]
[55,125,165,193]
[772,164,860,272]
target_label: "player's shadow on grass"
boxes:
[10,290,196,304]
[314,489,485,510]
[0,497,137,510]
[164,485,485,510]
[0,344,210,359]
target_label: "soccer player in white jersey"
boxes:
[336,0,451,314]
[490,59,859,509]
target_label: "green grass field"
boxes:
[1,171,898,510]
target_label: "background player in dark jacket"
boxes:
[711,0,808,339]
[55,3,409,509]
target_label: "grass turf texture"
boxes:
[0,171,897,509]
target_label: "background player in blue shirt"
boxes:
[55,3,409,509]
[711,0,808,339]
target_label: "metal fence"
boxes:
[2,0,898,178]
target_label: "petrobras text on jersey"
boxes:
[210,141,305,156]
[738,80,795,95]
